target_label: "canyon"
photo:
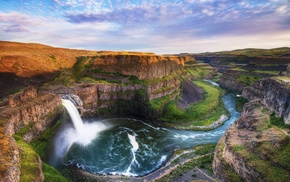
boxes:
[0,41,290,181]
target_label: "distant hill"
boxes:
[192,47,290,57]
[0,41,98,77]
[0,41,99,97]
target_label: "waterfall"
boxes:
[53,99,112,160]
[62,99,84,135]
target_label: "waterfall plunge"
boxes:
[56,99,111,157]
[62,99,84,135]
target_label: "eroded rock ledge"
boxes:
[242,77,290,124]
[213,77,290,182]
[0,86,63,182]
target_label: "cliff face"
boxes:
[213,77,290,182]
[219,70,278,92]
[89,55,187,80]
[72,83,146,116]
[242,77,290,124]
[0,86,62,182]
[1,87,62,140]
[219,70,246,92]
[0,127,20,182]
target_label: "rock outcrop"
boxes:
[1,87,62,140]
[219,70,276,92]
[219,70,246,92]
[89,55,187,80]
[0,127,20,182]
[213,77,290,182]
[0,86,63,182]
[242,77,290,124]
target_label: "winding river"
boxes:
[50,93,240,177]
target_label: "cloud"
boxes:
[1,0,290,54]
[0,11,38,33]
[64,0,290,37]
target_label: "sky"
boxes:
[0,0,290,54]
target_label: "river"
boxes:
[50,93,240,177]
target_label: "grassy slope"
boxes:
[160,80,226,129]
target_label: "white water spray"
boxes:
[54,99,111,159]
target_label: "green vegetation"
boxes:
[149,90,179,119]
[16,138,67,182]
[218,47,290,57]
[236,96,248,112]
[30,120,62,159]
[13,118,67,182]
[186,66,212,79]
[236,142,290,182]
[15,139,42,182]
[195,143,216,155]
[42,163,68,182]
[160,80,226,129]
[236,74,261,86]
[270,113,290,129]
[145,69,184,85]
[73,56,89,80]
[216,138,244,182]
[46,69,75,86]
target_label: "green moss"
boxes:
[270,113,290,129]
[256,138,290,171]
[236,97,247,112]
[42,163,68,182]
[233,144,244,152]
[149,90,179,111]
[237,143,290,182]
[195,143,216,155]
[236,74,261,86]
[13,122,35,141]
[15,139,42,182]
[30,120,62,159]
[216,138,244,182]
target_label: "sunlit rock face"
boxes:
[242,78,290,124]
[0,86,62,140]
[0,86,63,182]
[89,54,187,80]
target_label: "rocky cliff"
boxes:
[213,77,290,182]
[242,77,290,124]
[88,54,187,80]
[0,86,63,182]
[219,69,276,92]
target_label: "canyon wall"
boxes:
[89,54,187,79]
[0,86,63,182]
[213,77,290,181]
[242,78,290,124]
